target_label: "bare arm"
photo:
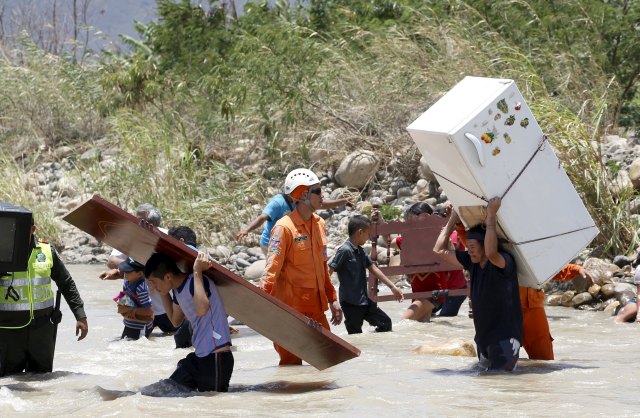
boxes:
[98,268,121,281]
[324,255,341,326]
[161,293,185,327]
[321,198,350,209]
[484,197,506,268]
[433,210,463,268]
[193,252,212,317]
[369,264,403,301]
[236,213,269,241]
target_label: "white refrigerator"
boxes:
[407,76,599,288]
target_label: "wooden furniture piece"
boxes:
[63,195,360,370]
[368,208,468,302]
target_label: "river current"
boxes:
[1,264,638,417]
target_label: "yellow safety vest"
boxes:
[0,242,55,314]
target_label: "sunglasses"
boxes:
[309,188,322,195]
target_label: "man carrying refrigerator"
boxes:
[434,197,523,371]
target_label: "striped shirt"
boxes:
[173,273,231,357]
[122,278,153,330]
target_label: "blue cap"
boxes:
[118,257,145,273]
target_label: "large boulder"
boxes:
[628,157,640,190]
[610,169,633,197]
[418,156,438,197]
[211,245,231,260]
[80,148,101,161]
[600,282,636,302]
[561,290,576,307]
[571,292,593,307]
[588,283,601,298]
[583,258,620,285]
[603,300,620,316]
[309,130,338,163]
[546,294,563,306]
[55,145,75,158]
[334,150,380,188]
[418,156,437,182]
[600,283,616,299]
[413,338,476,357]
[244,259,266,282]
[602,134,626,146]
[614,282,637,304]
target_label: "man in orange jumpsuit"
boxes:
[455,224,593,360]
[260,168,343,365]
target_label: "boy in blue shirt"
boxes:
[145,251,233,392]
[329,215,403,334]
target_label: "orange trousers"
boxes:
[274,310,330,365]
[520,287,554,360]
[522,307,554,360]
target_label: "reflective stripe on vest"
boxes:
[0,243,55,312]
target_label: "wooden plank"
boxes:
[63,195,360,370]
[371,288,470,303]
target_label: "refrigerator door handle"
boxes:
[463,133,486,167]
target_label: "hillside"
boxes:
[0,0,639,256]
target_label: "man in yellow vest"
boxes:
[0,216,88,376]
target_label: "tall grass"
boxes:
[0,152,61,243]
[1,2,637,256]
[79,111,264,244]
[0,42,103,243]
[0,41,104,153]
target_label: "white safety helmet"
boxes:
[283,168,320,195]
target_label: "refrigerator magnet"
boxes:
[497,98,508,113]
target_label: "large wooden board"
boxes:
[63,195,360,370]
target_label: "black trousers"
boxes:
[121,324,153,340]
[153,313,177,333]
[477,338,520,371]
[0,317,55,377]
[341,300,392,334]
[170,351,234,392]
[173,320,193,349]
[152,314,193,348]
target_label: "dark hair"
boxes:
[466,224,486,243]
[404,202,433,221]
[348,214,371,236]
[144,252,183,279]
[168,226,197,247]
[433,207,446,218]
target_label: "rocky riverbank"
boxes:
[28,134,640,317]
